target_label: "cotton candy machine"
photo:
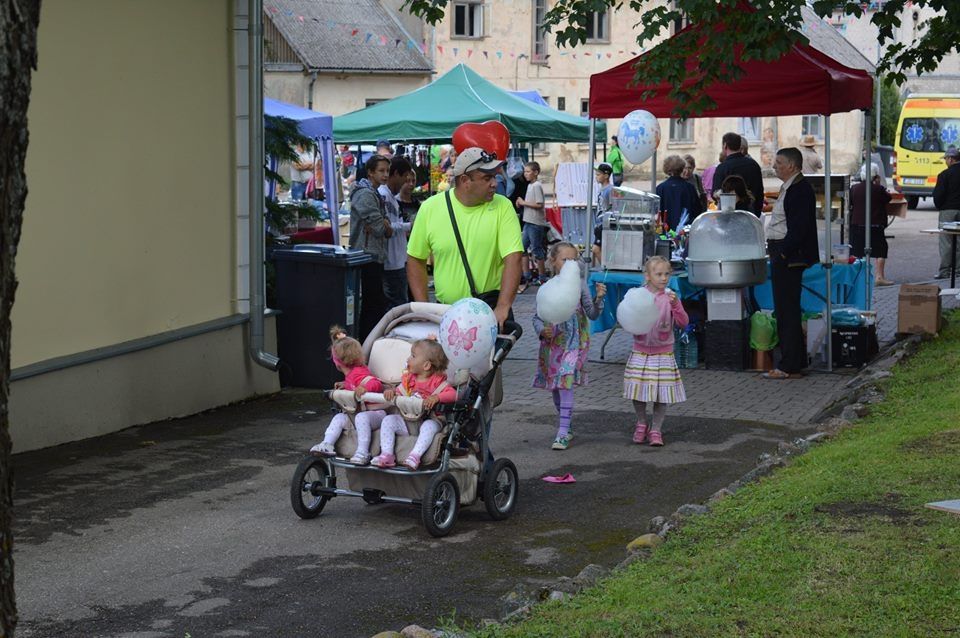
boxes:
[686,209,767,289]
[600,187,660,271]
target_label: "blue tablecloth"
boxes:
[588,260,872,334]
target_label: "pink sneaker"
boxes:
[633,422,648,444]
[648,430,664,447]
[371,453,396,468]
[403,453,421,470]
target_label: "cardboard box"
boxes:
[898,284,942,335]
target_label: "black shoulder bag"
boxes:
[444,190,501,308]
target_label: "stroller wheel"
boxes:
[421,471,460,537]
[290,456,333,519]
[483,458,518,521]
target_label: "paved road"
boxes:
[13,201,956,638]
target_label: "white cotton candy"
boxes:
[617,287,659,335]
[536,260,581,324]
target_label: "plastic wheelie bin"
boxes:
[272,244,372,388]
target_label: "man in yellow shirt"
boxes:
[407,147,523,327]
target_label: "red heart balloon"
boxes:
[452,121,510,161]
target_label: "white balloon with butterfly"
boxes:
[439,298,498,376]
[618,110,661,165]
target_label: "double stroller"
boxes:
[290,302,523,537]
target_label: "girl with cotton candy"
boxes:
[621,256,688,447]
[531,242,606,450]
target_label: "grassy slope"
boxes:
[482,315,960,638]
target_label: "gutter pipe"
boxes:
[248,0,280,371]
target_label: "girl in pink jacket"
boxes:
[622,257,689,446]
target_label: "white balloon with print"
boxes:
[536,260,582,324]
[618,110,661,165]
[616,286,659,336]
[439,298,498,376]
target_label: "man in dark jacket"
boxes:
[933,146,960,279]
[711,132,765,216]
[764,147,819,379]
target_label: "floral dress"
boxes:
[532,280,603,390]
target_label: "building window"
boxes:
[585,11,609,42]
[740,117,761,141]
[580,98,590,118]
[453,1,484,39]
[671,0,692,35]
[802,115,824,139]
[533,0,547,63]
[557,96,566,111]
[670,118,694,143]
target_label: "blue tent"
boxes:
[509,89,549,107]
[264,98,340,241]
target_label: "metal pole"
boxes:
[863,109,873,311]
[875,42,882,146]
[650,149,657,193]
[585,119,596,258]
[824,115,833,372]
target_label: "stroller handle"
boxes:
[500,319,523,341]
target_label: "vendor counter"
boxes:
[588,260,873,334]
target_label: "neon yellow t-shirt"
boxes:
[407,190,523,304]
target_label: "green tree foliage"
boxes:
[264,114,319,235]
[403,0,958,118]
[879,77,903,146]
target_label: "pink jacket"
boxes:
[342,365,383,393]
[398,371,457,404]
[631,286,690,355]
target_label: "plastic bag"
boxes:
[749,311,778,351]
[831,307,864,327]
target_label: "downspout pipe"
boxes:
[307,70,318,110]
[248,0,280,371]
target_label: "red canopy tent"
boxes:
[586,28,875,370]
[589,41,873,118]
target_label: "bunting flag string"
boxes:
[264,5,636,61]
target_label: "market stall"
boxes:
[586,15,875,370]
[333,63,605,144]
[264,98,340,242]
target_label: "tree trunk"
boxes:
[0,0,42,635]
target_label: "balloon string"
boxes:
[601,200,629,285]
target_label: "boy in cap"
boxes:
[592,162,615,265]
[516,161,548,287]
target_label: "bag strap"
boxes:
[445,190,480,299]
[430,380,450,396]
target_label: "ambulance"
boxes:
[893,94,960,208]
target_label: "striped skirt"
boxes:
[623,351,686,404]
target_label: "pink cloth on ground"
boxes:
[630,286,690,355]
[342,365,383,392]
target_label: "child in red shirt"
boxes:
[311,326,384,465]
[371,338,457,470]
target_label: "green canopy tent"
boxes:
[333,63,605,144]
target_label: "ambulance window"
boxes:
[900,118,960,153]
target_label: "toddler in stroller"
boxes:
[372,338,457,470]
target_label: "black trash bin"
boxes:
[272,244,372,388]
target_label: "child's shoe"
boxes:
[648,430,664,447]
[349,452,370,466]
[310,442,336,457]
[403,453,421,470]
[551,435,570,450]
[632,422,648,444]
[370,453,396,468]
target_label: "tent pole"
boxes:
[585,118,596,260]
[325,138,340,245]
[824,116,833,373]
[651,149,657,193]
[863,109,872,311]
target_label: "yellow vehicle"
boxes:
[894,94,960,208]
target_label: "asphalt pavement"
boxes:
[12,202,958,638]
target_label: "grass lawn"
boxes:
[479,312,960,637]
